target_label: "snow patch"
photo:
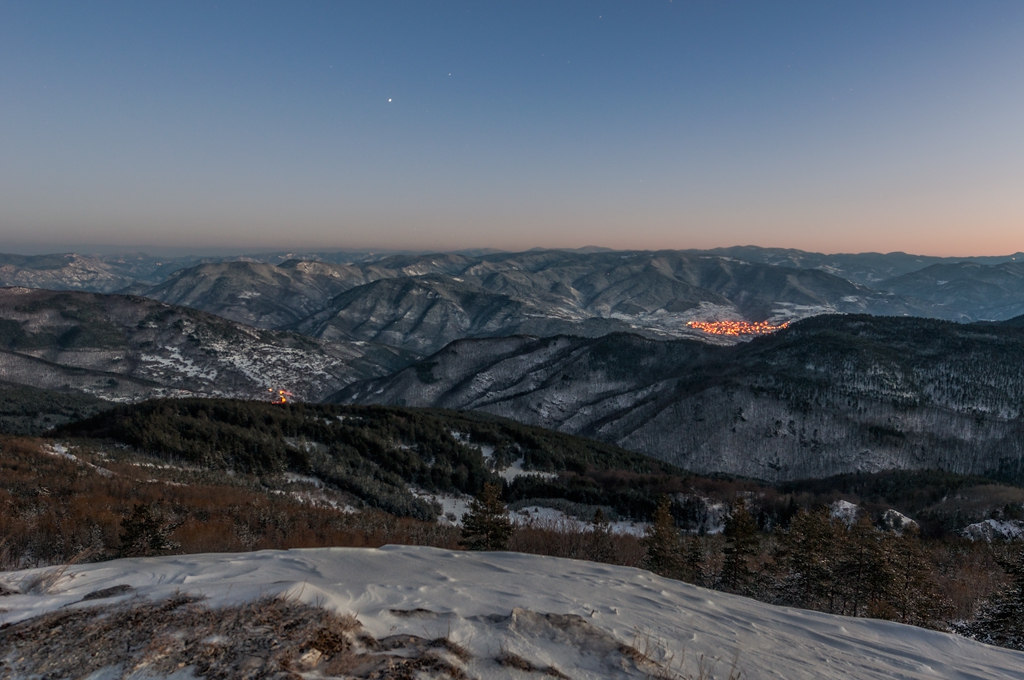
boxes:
[410,487,473,526]
[830,500,860,525]
[512,506,648,537]
[499,457,558,482]
[42,444,114,478]
[283,472,324,488]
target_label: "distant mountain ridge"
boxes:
[876,261,1024,321]
[3,248,1023,353]
[145,250,940,353]
[694,246,1024,285]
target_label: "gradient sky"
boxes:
[2,1,1023,255]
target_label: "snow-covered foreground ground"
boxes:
[2,545,1022,679]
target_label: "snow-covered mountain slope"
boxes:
[0,253,142,293]
[877,261,1024,321]
[0,288,415,402]
[143,250,941,354]
[0,252,207,293]
[143,260,369,329]
[2,546,1021,679]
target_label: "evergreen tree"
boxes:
[878,526,949,628]
[587,508,617,564]
[721,498,759,593]
[838,514,886,617]
[777,506,846,612]
[460,483,512,551]
[683,534,704,586]
[118,503,180,558]
[643,496,684,579]
[962,546,1024,650]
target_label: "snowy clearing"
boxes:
[2,546,1022,679]
[512,505,648,537]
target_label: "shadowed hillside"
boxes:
[338,315,1024,483]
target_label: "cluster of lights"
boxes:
[686,320,790,336]
[268,388,294,404]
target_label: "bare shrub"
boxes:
[626,626,743,680]
[430,635,473,663]
[0,593,490,680]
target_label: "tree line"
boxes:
[460,488,1024,651]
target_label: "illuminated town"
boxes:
[686,320,790,336]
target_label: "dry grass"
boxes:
[17,547,96,595]
[625,626,743,680]
[494,643,571,678]
[430,635,473,663]
[0,593,475,680]
[497,648,537,671]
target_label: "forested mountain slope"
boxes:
[338,315,1024,483]
[142,260,367,329]
[289,275,654,354]
[876,261,1024,321]
[57,398,694,522]
[0,288,414,402]
[0,253,165,293]
[7,248,1024,331]
[701,246,1024,286]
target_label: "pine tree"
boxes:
[778,506,847,612]
[962,546,1024,650]
[118,503,180,558]
[587,508,617,564]
[721,498,759,593]
[683,534,704,586]
[877,526,949,628]
[460,483,512,551]
[643,496,684,579]
[839,514,886,618]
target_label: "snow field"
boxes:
[2,546,1023,679]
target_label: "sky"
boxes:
[1,1,1023,256]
